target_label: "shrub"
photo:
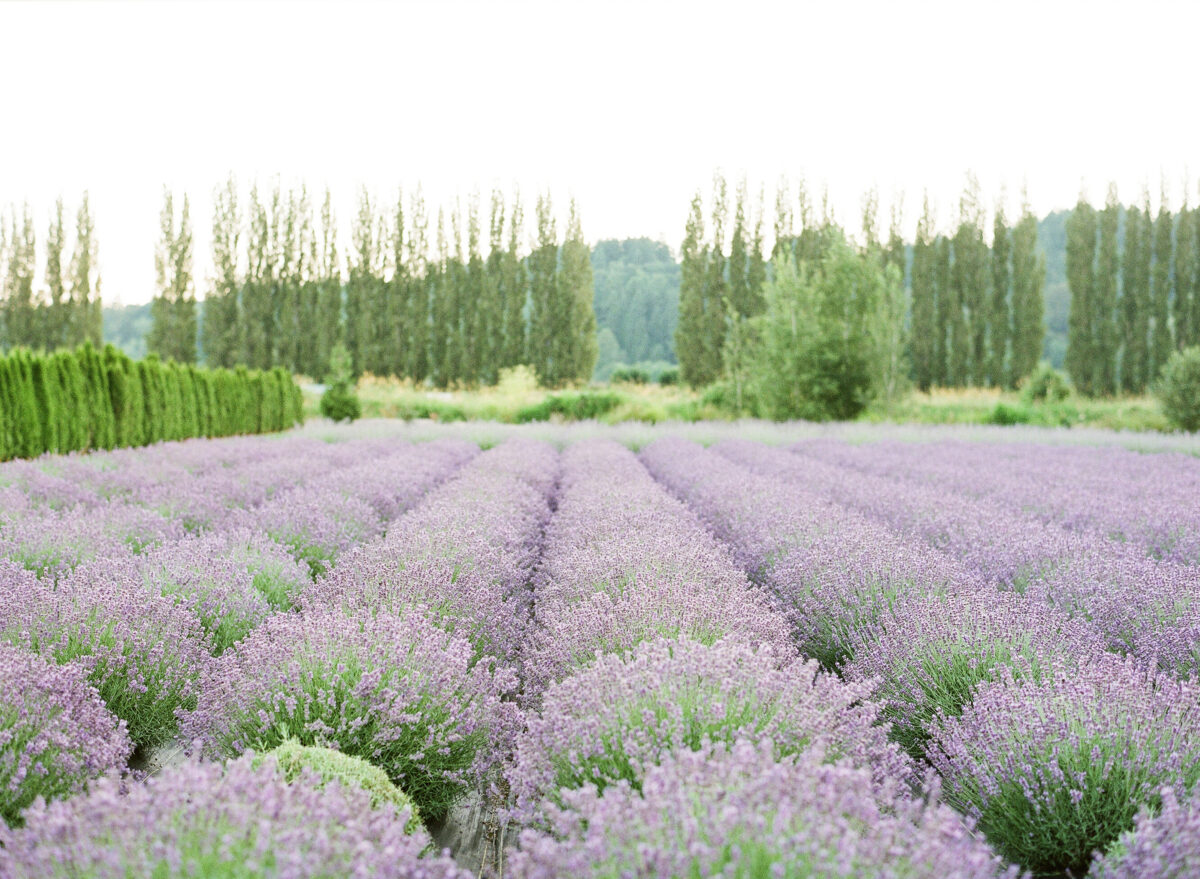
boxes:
[656,365,679,385]
[929,653,1200,876]
[0,644,132,826]
[846,589,1106,760]
[320,343,362,423]
[181,609,517,821]
[0,753,469,879]
[1157,345,1200,432]
[508,637,910,823]
[1091,788,1200,879]
[514,391,621,423]
[609,366,649,384]
[259,739,420,830]
[508,739,1017,879]
[1019,362,1071,404]
[984,401,1032,425]
[0,558,209,749]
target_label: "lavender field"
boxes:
[1,422,1199,878]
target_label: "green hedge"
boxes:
[0,343,303,461]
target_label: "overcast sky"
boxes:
[1,0,1198,304]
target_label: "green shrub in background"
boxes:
[514,390,622,423]
[610,366,650,384]
[0,343,303,462]
[656,366,680,386]
[1019,362,1071,405]
[1157,346,1200,432]
[319,344,361,423]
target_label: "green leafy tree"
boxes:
[43,198,68,351]
[933,234,953,385]
[1093,184,1120,394]
[202,175,242,368]
[910,196,938,390]
[1009,193,1046,385]
[559,198,598,383]
[68,193,102,347]
[1120,197,1152,392]
[1174,193,1196,349]
[1157,345,1200,431]
[1151,185,1175,376]
[3,204,37,349]
[702,175,729,384]
[313,188,341,380]
[676,192,708,386]
[527,193,559,384]
[990,198,1011,386]
[952,176,990,386]
[499,191,527,371]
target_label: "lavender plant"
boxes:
[929,653,1200,876]
[508,636,911,823]
[181,608,517,820]
[0,643,132,826]
[508,739,1018,879]
[0,558,209,748]
[846,589,1107,760]
[0,753,470,879]
[1090,789,1200,879]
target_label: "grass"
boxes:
[301,371,1173,432]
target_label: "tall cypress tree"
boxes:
[933,234,953,386]
[990,199,1011,386]
[389,190,411,380]
[500,191,526,371]
[463,194,485,385]
[1093,185,1120,394]
[203,175,242,368]
[702,175,728,384]
[727,181,750,318]
[481,189,506,384]
[313,188,341,380]
[910,196,937,390]
[747,191,767,316]
[346,189,387,377]
[149,189,197,364]
[952,177,989,386]
[1065,193,1098,394]
[1010,193,1045,384]
[676,192,708,386]
[1120,196,1152,392]
[560,198,597,383]
[4,204,37,349]
[884,201,906,295]
[430,209,451,385]
[1150,186,1174,378]
[242,184,277,370]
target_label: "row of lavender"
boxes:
[502,440,1017,877]
[642,437,1200,878]
[1,433,555,877]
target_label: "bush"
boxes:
[1157,345,1200,432]
[259,739,421,830]
[1019,362,1071,404]
[656,366,679,385]
[983,402,1032,425]
[508,739,1016,879]
[0,644,132,826]
[0,753,469,879]
[609,366,649,384]
[182,609,516,821]
[514,391,621,423]
[508,637,909,823]
[1091,788,1200,879]
[930,653,1200,876]
[320,343,361,423]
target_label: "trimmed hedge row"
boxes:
[0,344,303,461]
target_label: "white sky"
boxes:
[1,0,1198,304]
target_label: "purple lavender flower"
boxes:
[0,643,132,826]
[0,557,209,748]
[1090,788,1200,879]
[929,652,1200,876]
[181,608,517,820]
[0,752,471,878]
[508,636,911,824]
[507,738,1018,879]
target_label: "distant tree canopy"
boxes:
[590,237,679,380]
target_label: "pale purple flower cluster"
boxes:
[524,439,791,694]
[0,643,131,825]
[181,608,516,820]
[1090,788,1200,878]
[0,557,209,748]
[508,739,1017,879]
[930,652,1200,875]
[305,439,556,663]
[641,437,976,669]
[507,636,910,823]
[846,588,1107,758]
[0,752,471,879]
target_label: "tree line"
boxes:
[151,179,598,387]
[0,342,301,462]
[676,174,1047,396]
[1064,183,1200,396]
[0,195,103,352]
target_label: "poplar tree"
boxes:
[445,204,467,384]
[952,177,989,386]
[481,190,506,384]
[728,181,750,317]
[990,198,1010,386]
[1010,193,1045,384]
[499,191,526,370]
[430,209,451,385]
[346,189,386,376]
[1150,187,1174,377]
[676,192,708,386]
[44,198,67,350]
[1120,197,1152,391]
[1094,185,1121,394]
[1174,192,1195,349]
[68,194,102,347]
[933,234,953,385]
[884,200,906,295]
[463,194,485,384]
[559,198,597,382]
[148,189,197,363]
[1065,193,1098,394]
[203,176,242,368]
[389,190,411,379]
[747,192,767,315]
[242,184,279,370]
[910,196,937,390]
[313,188,341,380]
[772,179,793,262]
[527,193,558,384]
[702,175,728,384]
[276,186,311,374]
[4,205,37,349]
